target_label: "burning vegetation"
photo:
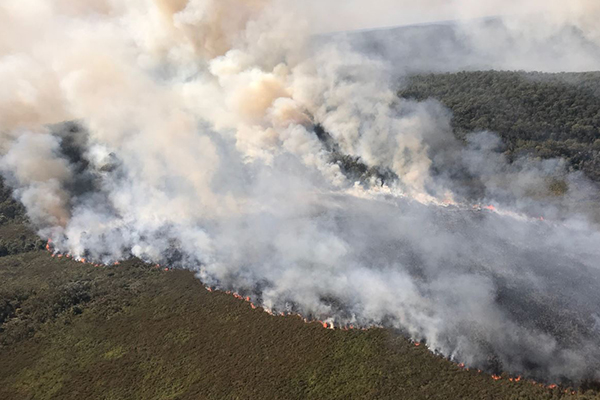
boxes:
[2,1,600,396]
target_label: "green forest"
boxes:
[399,71,600,181]
[2,70,600,399]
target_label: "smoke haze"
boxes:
[315,0,600,72]
[1,0,600,384]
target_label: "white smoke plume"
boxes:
[1,0,600,384]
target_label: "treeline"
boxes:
[399,71,600,181]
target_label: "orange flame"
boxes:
[492,375,501,381]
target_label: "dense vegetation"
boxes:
[0,187,598,399]
[3,253,600,399]
[2,70,600,398]
[0,180,45,256]
[399,71,600,181]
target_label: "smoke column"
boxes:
[1,0,600,384]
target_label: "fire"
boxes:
[485,205,496,211]
[442,198,455,206]
[201,284,579,389]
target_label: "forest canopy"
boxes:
[399,71,600,182]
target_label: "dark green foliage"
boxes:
[0,179,47,256]
[0,179,27,225]
[0,236,45,257]
[1,252,598,399]
[314,124,396,184]
[332,153,395,184]
[3,73,600,398]
[399,71,600,181]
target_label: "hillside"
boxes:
[1,186,599,399]
[399,71,600,181]
[2,70,600,399]
[2,253,599,399]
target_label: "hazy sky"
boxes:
[299,0,598,33]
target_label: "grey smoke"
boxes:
[1,0,600,385]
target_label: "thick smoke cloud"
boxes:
[1,0,600,384]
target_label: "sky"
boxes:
[299,0,599,34]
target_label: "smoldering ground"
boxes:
[1,0,600,385]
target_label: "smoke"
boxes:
[1,0,600,384]
[321,0,600,72]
